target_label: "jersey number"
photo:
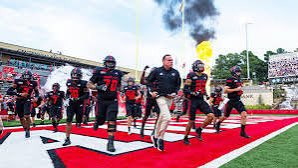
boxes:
[69,89,79,98]
[103,79,118,91]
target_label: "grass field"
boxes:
[221,125,298,168]
[3,116,127,127]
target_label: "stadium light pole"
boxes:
[180,0,186,78]
[245,22,253,80]
[135,0,140,81]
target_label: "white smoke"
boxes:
[279,85,298,109]
[43,65,93,92]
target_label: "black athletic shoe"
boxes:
[53,127,58,133]
[151,135,158,148]
[240,132,251,138]
[176,115,180,122]
[183,137,190,145]
[93,121,99,131]
[196,127,203,141]
[192,124,196,130]
[133,122,137,128]
[140,128,144,138]
[157,139,164,151]
[25,129,30,138]
[76,123,81,128]
[107,136,116,152]
[62,138,71,146]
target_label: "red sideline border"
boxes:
[228,109,298,115]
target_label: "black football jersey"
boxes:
[90,67,123,100]
[186,72,208,98]
[13,79,38,99]
[226,76,243,100]
[66,79,88,102]
[123,85,139,102]
[46,90,65,106]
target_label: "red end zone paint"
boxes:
[1,116,298,168]
[54,117,298,168]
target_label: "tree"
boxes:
[276,48,287,54]
[212,50,268,83]
[211,53,242,80]
[264,50,276,63]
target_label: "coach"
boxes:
[147,54,181,151]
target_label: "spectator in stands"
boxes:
[268,56,298,78]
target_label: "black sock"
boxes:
[241,124,246,133]
[217,121,222,128]
[108,135,114,142]
[66,137,70,140]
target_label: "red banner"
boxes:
[2,66,15,73]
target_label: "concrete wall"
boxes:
[241,92,273,106]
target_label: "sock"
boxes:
[108,135,114,142]
[217,121,222,129]
[241,124,246,133]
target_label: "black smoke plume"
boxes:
[154,0,219,44]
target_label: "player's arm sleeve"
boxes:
[61,91,66,99]
[183,73,192,94]
[117,71,123,91]
[146,69,157,91]
[7,82,19,96]
[140,69,147,85]
[34,82,40,98]
[89,67,100,84]
[66,83,70,99]
[175,71,181,93]
[78,82,90,100]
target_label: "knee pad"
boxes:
[107,124,116,132]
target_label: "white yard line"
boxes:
[200,122,298,168]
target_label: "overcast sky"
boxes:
[1,0,297,74]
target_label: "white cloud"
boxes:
[0,0,198,75]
